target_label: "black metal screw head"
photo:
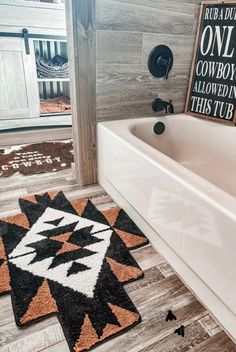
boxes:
[174,325,185,337]
[153,122,165,135]
[166,310,177,322]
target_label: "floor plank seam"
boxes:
[0,180,234,351]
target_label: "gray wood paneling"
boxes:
[97,30,142,64]
[96,63,190,120]
[191,331,236,352]
[96,0,196,34]
[65,0,97,186]
[0,127,72,147]
[0,0,66,35]
[139,321,209,351]
[142,34,195,68]
[96,0,202,121]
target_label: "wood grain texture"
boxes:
[192,0,203,35]
[0,183,107,215]
[93,292,207,352]
[191,331,236,352]
[0,181,234,352]
[125,272,184,307]
[96,63,190,120]
[65,0,97,185]
[0,128,72,147]
[0,188,28,202]
[0,38,39,120]
[139,321,209,352]
[0,0,66,35]
[157,262,174,278]
[198,314,221,336]
[0,296,13,327]
[0,168,74,190]
[0,319,64,352]
[96,0,202,121]
[142,34,195,67]
[97,30,142,64]
[96,0,196,33]
[39,341,69,352]
[132,245,166,270]
[56,0,202,182]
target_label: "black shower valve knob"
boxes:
[148,45,173,79]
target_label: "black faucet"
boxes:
[152,98,174,114]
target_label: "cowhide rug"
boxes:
[0,140,73,178]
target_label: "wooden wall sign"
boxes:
[185,0,236,125]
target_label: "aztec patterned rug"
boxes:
[0,140,73,178]
[0,191,149,352]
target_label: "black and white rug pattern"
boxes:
[0,191,149,352]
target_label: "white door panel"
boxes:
[0,37,40,120]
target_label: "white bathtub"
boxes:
[97,114,236,341]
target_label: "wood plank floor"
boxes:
[0,172,235,352]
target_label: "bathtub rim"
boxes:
[97,116,236,222]
[97,117,236,343]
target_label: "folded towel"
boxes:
[40,96,71,114]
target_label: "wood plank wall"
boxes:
[96,0,202,121]
[65,0,97,185]
[0,0,66,35]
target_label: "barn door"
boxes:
[0,37,39,120]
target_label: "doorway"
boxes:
[0,0,75,186]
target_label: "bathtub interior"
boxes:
[131,115,236,197]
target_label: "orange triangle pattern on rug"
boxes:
[106,257,143,283]
[74,304,140,352]
[0,191,149,352]
[102,208,149,249]
[20,279,58,324]
[1,213,30,230]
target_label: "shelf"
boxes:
[37,78,70,82]
[40,112,71,117]
[0,115,72,132]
